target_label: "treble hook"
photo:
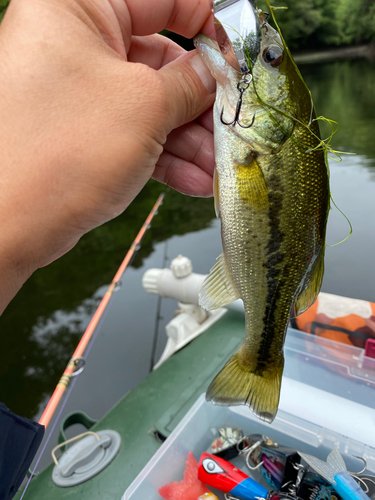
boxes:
[350,455,368,476]
[221,75,255,129]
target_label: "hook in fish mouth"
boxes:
[220,107,255,128]
[220,75,255,129]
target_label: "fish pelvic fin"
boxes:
[199,253,240,310]
[295,250,325,316]
[206,350,284,423]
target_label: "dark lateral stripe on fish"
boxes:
[257,184,285,372]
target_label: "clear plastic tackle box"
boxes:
[123,328,375,500]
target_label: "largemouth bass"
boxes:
[195,9,330,423]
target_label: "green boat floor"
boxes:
[16,310,244,500]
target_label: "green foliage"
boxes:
[336,0,375,45]
[0,0,10,22]
[258,0,375,48]
[2,0,375,47]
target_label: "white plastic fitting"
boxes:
[142,267,205,305]
[170,255,193,278]
[143,255,228,369]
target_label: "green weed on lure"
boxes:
[195,0,330,422]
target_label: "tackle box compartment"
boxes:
[123,328,375,500]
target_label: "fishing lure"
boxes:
[211,427,244,460]
[299,446,370,500]
[198,452,268,500]
[296,465,344,500]
[241,435,344,498]
[240,434,301,492]
[158,451,219,500]
[198,453,301,500]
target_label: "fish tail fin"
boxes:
[206,350,284,423]
[299,446,346,485]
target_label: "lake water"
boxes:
[1,57,375,471]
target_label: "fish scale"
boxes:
[195,9,329,422]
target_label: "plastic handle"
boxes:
[61,435,112,477]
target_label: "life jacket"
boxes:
[291,292,375,351]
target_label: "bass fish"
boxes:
[195,5,329,422]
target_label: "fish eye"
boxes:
[263,45,283,67]
[202,458,225,474]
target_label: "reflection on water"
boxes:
[300,58,375,301]
[301,58,375,163]
[0,182,215,419]
[0,59,375,466]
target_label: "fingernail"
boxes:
[189,53,216,94]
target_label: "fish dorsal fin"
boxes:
[199,253,240,310]
[213,168,220,218]
[295,251,324,316]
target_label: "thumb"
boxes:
[158,50,216,132]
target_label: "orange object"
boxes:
[158,451,217,500]
[295,292,375,349]
[39,193,165,429]
[292,292,375,377]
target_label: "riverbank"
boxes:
[293,44,375,64]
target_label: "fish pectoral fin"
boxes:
[295,251,324,316]
[199,253,240,310]
[236,157,268,210]
[206,350,284,423]
[213,167,220,218]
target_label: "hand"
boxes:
[0,0,216,312]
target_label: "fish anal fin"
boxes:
[295,251,324,316]
[199,253,240,310]
[236,157,268,211]
[213,168,220,218]
[206,350,284,423]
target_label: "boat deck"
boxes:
[16,309,244,500]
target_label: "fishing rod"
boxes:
[39,192,165,429]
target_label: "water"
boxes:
[1,58,375,472]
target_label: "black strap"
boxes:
[310,321,373,340]
[0,403,44,500]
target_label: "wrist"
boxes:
[0,175,37,315]
[0,242,33,315]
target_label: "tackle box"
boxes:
[123,328,375,499]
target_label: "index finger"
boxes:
[116,0,214,39]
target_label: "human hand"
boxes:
[0,0,216,312]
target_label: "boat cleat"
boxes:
[52,429,121,487]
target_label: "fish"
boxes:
[195,6,330,423]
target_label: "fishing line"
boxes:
[20,192,166,498]
[20,376,77,499]
[149,240,169,372]
[20,289,116,499]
